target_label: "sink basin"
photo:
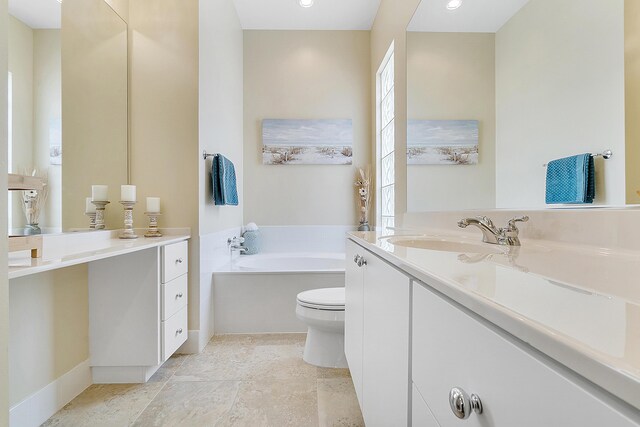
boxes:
[385,237,503,254]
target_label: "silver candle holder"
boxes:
[91,201,110,230]
[144,212,162,238]
[86,212,97,229]
[119,201,138,239]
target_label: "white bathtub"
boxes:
[213,252,346,333]
[234,252,345,272]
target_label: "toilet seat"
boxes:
[297,287,345,311]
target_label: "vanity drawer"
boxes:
[162,273,187,321]
[162,241,188,283]
[412,282,638,427]
[162,305,187,361]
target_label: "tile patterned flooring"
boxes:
[42,334,364,427]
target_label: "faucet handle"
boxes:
[507,216,529,230]
[476,216,494,227]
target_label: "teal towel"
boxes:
[545,153,594,204]
[212,154,238,206]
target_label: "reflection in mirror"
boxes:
[62,0,128,230]
[407,0,638,211]
[8,0,61,234]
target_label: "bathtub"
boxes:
[213,252,345,333]
[234,252,345,272]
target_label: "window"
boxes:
[376,43,394,233]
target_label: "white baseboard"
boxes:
[10,359,91,427]
[177,329,208,354]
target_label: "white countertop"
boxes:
[348,230,640,411]
[9,229,190,280]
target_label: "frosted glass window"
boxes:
[381,154,394,187]
[377,45,395,233]
[381,90,394,128]
[381,185,394,216]
[381,121,394,158]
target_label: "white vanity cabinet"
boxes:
[89,240,189,383]
[345,240,411,427]
[412,281,639,427]
[345,237,640,427]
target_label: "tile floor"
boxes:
[42,334,364,427]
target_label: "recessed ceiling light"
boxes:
[446,0,462,10]
[299,0,314,8]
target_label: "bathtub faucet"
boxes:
[227,236,246,255]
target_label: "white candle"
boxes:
[121,185,136,202]
[86,197,96,213]
[92,185,108,201]
[146,197,161,213]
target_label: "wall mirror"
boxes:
[406,0,639,212]
[7,0,128,234]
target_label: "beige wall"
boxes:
[9,266,88,406]
[199,0,243,235]
[496,0,626,207]
[1,0,10,422]
[129,0,200,331]
[626,0,640,203]
[62,0,128,230]
[407,32,496,212]
[243,30,371,226]
[8,16,33,229]
[370,0,421,225]
[33,30,61,228]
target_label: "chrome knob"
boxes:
[353,254,361,264]
[176,293,183,299]
[176,328,183,335]
[449,387,483,420]
[356,257,367,267]
[176,258,183,264]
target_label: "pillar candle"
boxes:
[92,185,108,201]
[86,197,96,213]
[146,197,161,213]
[121,185,136,202]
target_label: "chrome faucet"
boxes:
[227,236,246,255]
[457,216,529,246]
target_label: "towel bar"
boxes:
[543,150,612,167]
[203,151,217,160]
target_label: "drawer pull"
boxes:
[175,258,183,264]
[176,293,184,299]
[353,254,361,264]
[353,254,367,267]
[176,328,183,336]
[449,387,483,419]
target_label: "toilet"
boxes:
[296,287,347,368]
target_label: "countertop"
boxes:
[9,229,190,280]
[348,230,640,411]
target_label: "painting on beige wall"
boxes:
[262,119,353,165]
[407,120,479,165]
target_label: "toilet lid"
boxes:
[297,287,345,310]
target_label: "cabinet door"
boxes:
[413,282,640,427]
[345,240,365,406]
[362,249,411,427]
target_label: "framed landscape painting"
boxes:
[407,120,479,165]
[262,119,353,165]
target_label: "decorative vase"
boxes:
[358,222,370,232]
[242,230,262,255]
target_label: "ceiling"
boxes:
[9,0,61,29]
[233,0,382,30]
[407,0,530,33]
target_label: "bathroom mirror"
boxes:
[7,0,128,234]
[406,0,639,212]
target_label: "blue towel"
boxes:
[545,153,595,204]
[212,154,238,206]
